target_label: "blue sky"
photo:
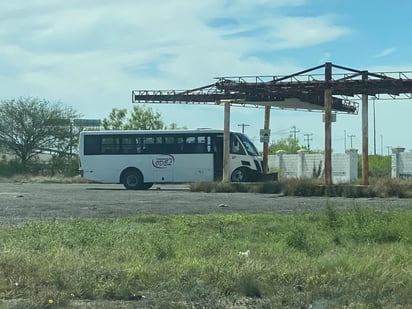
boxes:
[1,0,412,153]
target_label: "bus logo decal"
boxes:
[152,154,175,168]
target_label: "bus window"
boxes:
[196,135,207,153]
[121,136,136,154]
[142,136,154,153]
[237,134,259,156]
[102,136,120,154]
[231,136,245,155]
[164,136,176,153]
[84,135,100,155]
[165,136,174,144]
[155,136,163,144]
[185,136,196,144]
[136,137,143,153]
[176,137,184,153]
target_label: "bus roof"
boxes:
[80,129,243,135]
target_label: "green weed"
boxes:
[0,210,411,307]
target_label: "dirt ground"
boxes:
[1,182,412,226]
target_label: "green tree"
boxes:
[101,108,127,130]
[167,122,188,130]
[102,105,165,130]
[0,97,78,163]
[268,136,303,154]
[125,105,164,130]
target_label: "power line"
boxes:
[290,126,300,141]
[303,133,313,150]
[347,134,356,149]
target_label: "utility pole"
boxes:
[386,146,391,156]
[237,123,250,134]
[373,100,376,155]
[347,134,356,149]
[344,130,347,150]
[303,133,313,150]
[290,126,300,141]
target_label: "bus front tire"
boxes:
[122,169,143,190]
[230,167,249,182]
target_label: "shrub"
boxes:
[367,178,410,198]
[281,178,324,196]
[0,155,79,178]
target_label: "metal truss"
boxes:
[132,63,412,114]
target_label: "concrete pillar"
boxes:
[391,147,405,178]
[276,150,286,178]
[297,149,308,178]
[345,148,358,182]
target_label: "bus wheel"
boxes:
[231,167,249,182]
[141,183,153,190]
[122,169,143,190]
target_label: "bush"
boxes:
[281,178,324,196]
[190,181,281,194]
[190,178,412,198]
[370,178,412,198]
[0,155,79,178]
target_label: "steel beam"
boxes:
[362,71,369,185]
[223,102,231,182]
[262,105,271,173]
[324,62,333,186]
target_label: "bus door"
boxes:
[213,134,224,180]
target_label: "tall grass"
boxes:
[191,177,412,198]
[1,207,411,308]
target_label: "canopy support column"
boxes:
[223,102,231,182]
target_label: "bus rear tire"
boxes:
[122,169,143,190]
[141,183,153,190]
[231,167,249,182]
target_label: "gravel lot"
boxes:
[1,182,412,226]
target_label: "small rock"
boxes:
[128,294,145,301]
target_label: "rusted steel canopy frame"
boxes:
[215,79,412,100]
[132,89,357,113]
[324,63,333,186]
[223,102,230,182]
[362,71,369,185]
[132,63,412,187]
[262,105,271,173]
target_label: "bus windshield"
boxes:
[236,133,260,157]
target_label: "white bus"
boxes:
[78,129,264,189]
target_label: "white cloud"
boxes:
[375,47,396,58]
[2,0,389,153]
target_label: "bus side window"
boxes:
[102,137,120,154]
[142,136,155,154]
[196,136,207,153]
[165,136,176,153]
[176,137,184,153]
[184,136,197,153]
[206,136,212,153]
[153,136,163,153]
[121,136,136,154]
[136,137,142,153]
[84,135,100,155]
